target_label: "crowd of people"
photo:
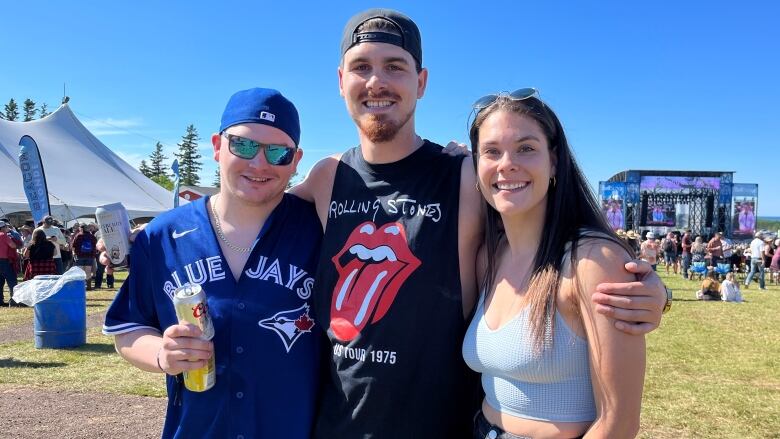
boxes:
[615,227,779,302]
[0,215,115,306]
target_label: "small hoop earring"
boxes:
[550,176,557,187]
[475,182,481,192]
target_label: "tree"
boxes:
[213,168,221,188]
[39,103,50,118]
[152,174,174,191]
[149,142,168,178]
[4,99,19,121]
[139,160,152,178]
[23,99,37,121]
[173,124,202,186]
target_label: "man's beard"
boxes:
[358,111,413,143]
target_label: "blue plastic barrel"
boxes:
[33,276,87,349]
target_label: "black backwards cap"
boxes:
[340,8,422,68]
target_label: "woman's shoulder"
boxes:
[570,232,633,280]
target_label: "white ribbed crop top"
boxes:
[462,295,596,422]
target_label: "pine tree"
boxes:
[139,160,153,177]
[4,99,19,121]
[23,99,37,121]
[213,168,221,188]
[174,124,202,186]
[39,103,50,118]
[149,142,168,178]
[152,174,174,190]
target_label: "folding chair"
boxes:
[690,261,708,280]
[714,263,732,279]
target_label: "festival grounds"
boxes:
[0,270,778,438]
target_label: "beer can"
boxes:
[95,202,131,267]
[173,283,216,392]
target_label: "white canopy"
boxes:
[0,103,175,221]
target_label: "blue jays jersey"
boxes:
[103,194,322,439]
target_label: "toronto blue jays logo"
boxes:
[259,304,315,353]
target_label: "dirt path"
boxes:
[0,312,166,438]
[0,385,165,439]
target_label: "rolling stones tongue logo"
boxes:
[330,221,421,341]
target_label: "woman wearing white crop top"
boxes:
[462,88,646,438]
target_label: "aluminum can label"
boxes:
[95,202,131,267]
[173,283,216,391]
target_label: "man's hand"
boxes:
[157,323,213,375]
[98,224,146,267]
[443,140,470,157]
[592,260,666,335]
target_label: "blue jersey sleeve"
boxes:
[102,229,162,335]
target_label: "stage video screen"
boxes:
[646,203,676,226]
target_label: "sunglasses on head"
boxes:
[472,87,540,112]
[222,133,297,166]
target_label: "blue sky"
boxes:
[2,1,778,214]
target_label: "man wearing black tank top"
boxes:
[290,8,669,438]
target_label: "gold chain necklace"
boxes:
[210,196,252,253]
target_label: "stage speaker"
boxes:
[639,194,648,226]
[705,195,714,227]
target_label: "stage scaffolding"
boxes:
[600,170,758,240]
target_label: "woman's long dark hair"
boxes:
[31,229,47,246]
[470,95,632,350]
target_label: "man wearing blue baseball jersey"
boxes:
[103,88,321,439]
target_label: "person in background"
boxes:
[770,238,780,284]
[18,225,33,277]
[71,224,98,290]
[744,232,766,289]
[763,236,774,272]
[662,231,679,275]
[691,236,707,264]
[721,233,734,268]
[35,215,68,274]
[696,271,721,300]
[720,272,742,303]
[625,230,641,256]
[96,238,115,289]
[0,220,19,306]
[681,229,693,279]
[23,229,58,281]
[641,231,659,270]
[707,231,724,267]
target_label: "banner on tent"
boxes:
[18,135,51,223]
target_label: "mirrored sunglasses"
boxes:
[222,133,296,166]
[472,87,540,112]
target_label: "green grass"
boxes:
[639,269,780,438]
[0,268,778,437]
[0,271,127,329]
[0,327,165,397]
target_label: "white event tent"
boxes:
[0,103,176,221]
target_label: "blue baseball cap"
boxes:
[219,88,301,146]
